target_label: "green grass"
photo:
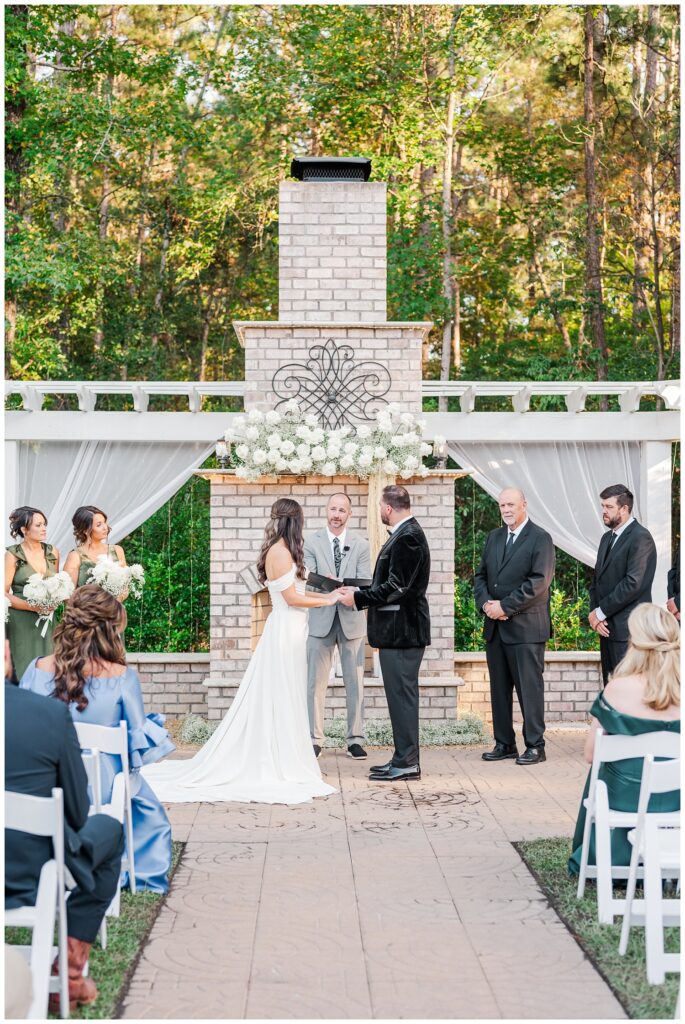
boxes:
[179,710,488,747]
[6,842,184,1020]
[517,837,679,1020]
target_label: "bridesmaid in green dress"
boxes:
[64,506,128,591]
[568,603,680,875]
[4,506,61,682]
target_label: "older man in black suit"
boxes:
[5,682,124,1012]
[339,484,431,782]
[474,487,555,766]
[589,484,657,685]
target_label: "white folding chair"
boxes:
[5,788,69,1019]
[576,727,680,923]
[619,756,680,975]
[81,749,102,812]
[73,721,136,894]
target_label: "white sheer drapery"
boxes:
[9,441,215,556]
[447,442,643,567]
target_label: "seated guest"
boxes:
[20,586,175,894]
[568,603,680,875]
[6,680,124,1012]
[667,545,680,621]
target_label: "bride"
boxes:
[143,499,341,804]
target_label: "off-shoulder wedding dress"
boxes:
[143,566,337,804]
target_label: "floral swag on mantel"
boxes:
[216,399,446,560]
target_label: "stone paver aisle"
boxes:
[121,732,625,1019]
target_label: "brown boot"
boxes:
[48,938,98,1013]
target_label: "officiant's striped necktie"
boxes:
[333,537,342,576]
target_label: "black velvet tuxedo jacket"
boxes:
[474,520,555,645]
[354,518,431,649]
[5,683,103,906]
[589,520,657,642]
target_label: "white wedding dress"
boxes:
[142,566,337,804]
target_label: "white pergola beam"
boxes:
[4,409,680,443]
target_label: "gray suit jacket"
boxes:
[304,528,371,640]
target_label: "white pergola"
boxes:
[5,376,680,602]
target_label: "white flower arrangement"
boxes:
[220,401,439,481]
[22,571,75,637]
[87,556,145,600]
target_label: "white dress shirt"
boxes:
[595,517,635,621]
[389,514,414,535]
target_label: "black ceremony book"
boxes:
[306,572,372,593]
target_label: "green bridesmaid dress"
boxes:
[75,544,121,588]
[6,542,58,682]
[568,692,680,875]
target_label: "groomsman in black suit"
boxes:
[338,484,431,781]
[5,682,124,1011]
[589,484,657,685]
[474,488,555,765]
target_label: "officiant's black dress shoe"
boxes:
[370,765,421,782]
[516,747,546,765]
[481,743,518,761]
[313,744,321,759]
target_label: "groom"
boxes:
[339,485,430,782]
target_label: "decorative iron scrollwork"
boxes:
[272,337,391,429]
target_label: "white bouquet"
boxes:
[22,571,75,637]
[220,400,436,481]
[87,556,145,600]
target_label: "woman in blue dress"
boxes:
[20,584,175,894]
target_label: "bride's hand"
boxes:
[325,590,342,605]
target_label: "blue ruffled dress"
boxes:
[20,658,175,894]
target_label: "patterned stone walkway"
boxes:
[121,731,625,1019]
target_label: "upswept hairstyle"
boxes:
[382,484,411,511]
[256,499,306,583]
[51,585,127,712]
[612,602,680,710]
[9,506,47,539]
[72,506,110,546]
[599,484,634,513]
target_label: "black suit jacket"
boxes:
[668,546,680,612]
[474,520,555,645]
[5,683,99,906]
[354,518,431,649]
[589,520,657,642]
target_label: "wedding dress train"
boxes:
[142,566,337,804]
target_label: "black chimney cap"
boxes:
[290,157,371,182]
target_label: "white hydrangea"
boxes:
[321,461,337,476]
[267,449,280,466]
[359,452,372,467]
[296,442,311,458]
[340,454,355,469]
[403,455,420,471]
[304,413,319,427]
[248,408,264,422]
[387,402,401,414]
[266,432,282,448]
[310,427,325,444]
[420,442,432,457]
[344,441,358,455]
[288,459,302,473]
[235,444,249,459]
[245,426,260,441]
[295,424,311,440]
[373,445,387,460]
[383,459,399,474]
[252,449,267,466]
[300,456,313,472]
[275,457,288,472]
[376,415,392,431]
[403,432,418,446]
[311,445,326,460]
[356,424,371,439]
[280,439,295,456]
[265,410,281,425]
[360,446,373,459]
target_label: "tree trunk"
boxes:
[582,8,608,384]
[439,8,460,412]
[5,5,29,363]
[93,6,117,355]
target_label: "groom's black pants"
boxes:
[379,647,425,767]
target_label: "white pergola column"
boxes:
[640,441,673,606]
[4,440,19,540]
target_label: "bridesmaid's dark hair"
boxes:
[9,506,47,539]
[256,499,306,583]
[52,586,127,712]
[72,505,110,545]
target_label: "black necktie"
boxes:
[506,531,515,548]
[333,537,342,576]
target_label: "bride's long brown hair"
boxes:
[51,585,127,711]
[256,499,306,583]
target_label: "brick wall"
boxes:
[127,653,209,718]
[237,322,428,416]
[204,471,457,719]
[455,651,601,724]
[278,181,387,322]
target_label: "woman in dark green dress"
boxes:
[4,506,61,682]
[569,603,680,875]
[64,506,127,590]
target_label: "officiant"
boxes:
[304,493,372,760]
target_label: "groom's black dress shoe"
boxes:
[481,743,518,762]
[370,765,421,782]
[369,759,393,774]
[516,747,546,765]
